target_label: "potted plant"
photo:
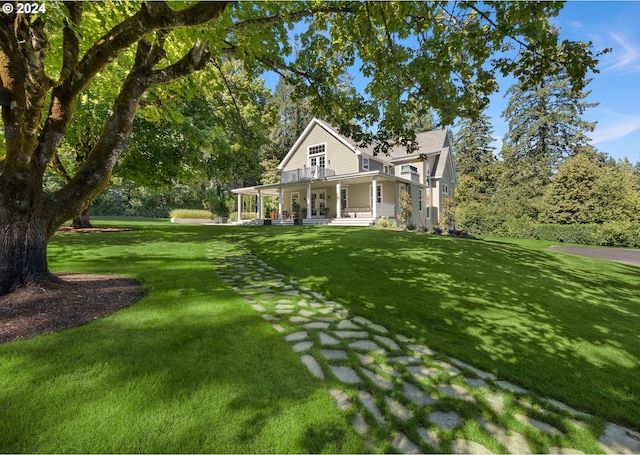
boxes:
[293,202,303,225]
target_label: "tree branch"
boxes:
[211,58,247,136]
[34,2,228,186]
[228,5,354,32]
[60,2,82,81]
[46,37,216,226]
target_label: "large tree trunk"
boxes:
[0,218,61,295]
[72,207,93,229]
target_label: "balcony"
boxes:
[281,166,336,183]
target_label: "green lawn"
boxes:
[1,219,638,452]
[222,226,640,431]
[0,219,365,453]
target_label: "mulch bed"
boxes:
[0,274,144,344]
[1,226,143,344]
[56,226,135,234]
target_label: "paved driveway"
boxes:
[549,245,640,267]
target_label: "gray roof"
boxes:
[318,119,450,160]
[386,128,450,160]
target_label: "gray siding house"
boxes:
[233,118,457,226]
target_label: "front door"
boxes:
[310,190,327,217]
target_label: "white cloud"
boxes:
[601,32,640,74]
[590,109,640,144]
[569,20,584,29]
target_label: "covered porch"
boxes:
[231,172,414,224]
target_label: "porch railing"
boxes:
[281,166,336,183]
[377,202,396,217]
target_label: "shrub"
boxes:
[376,217,390,228]
[494,216,537,239]
[405,221,416,231]
[532,224,600,245]
[169,209,213,219]
[596,221,640,248]
[447,228,474,239]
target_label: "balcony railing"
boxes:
[281,166,336,183]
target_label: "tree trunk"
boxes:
[72,207,93,229]
[0,219,62,295]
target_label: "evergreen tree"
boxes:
[452,114,497,204]
[264,77,315,163]
[498,67,598,218]
[539,151,604,224]
[593,159,640,223]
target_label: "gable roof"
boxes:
[278,118,455,183]
[278,118,360,170]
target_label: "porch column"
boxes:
[372,176,378,219]
[237,192,242,221]
[306,183,311,219]
[278,188,283,219]
[335,182,341,219]
[257,191,263,219]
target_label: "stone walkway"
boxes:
[208,240,640,454]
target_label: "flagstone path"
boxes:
[208,240,640,454]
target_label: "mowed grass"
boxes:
[0,219,366,453]
[223,226,640,431]
[1,219,639,453]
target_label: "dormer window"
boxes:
[363,158,369,171]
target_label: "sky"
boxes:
[488,1,640,163]
[261,1,640,163]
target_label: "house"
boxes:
[232,118,457,227]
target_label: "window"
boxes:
[341,188,348,210]
[362,158,369,171]
[442,184,449,200]
[308,144,325,155]
[419,189,423,211]
[308,143,327,176]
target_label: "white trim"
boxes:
[340,186,349,211]
[307,142,327,171]
[369,183,383,205]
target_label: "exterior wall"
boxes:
[410,183,421,224]
[367,158,385,172]
[347,184,370,208]
[281,123,359,176]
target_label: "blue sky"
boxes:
[262,2,640,163]
[484,1,640,163]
